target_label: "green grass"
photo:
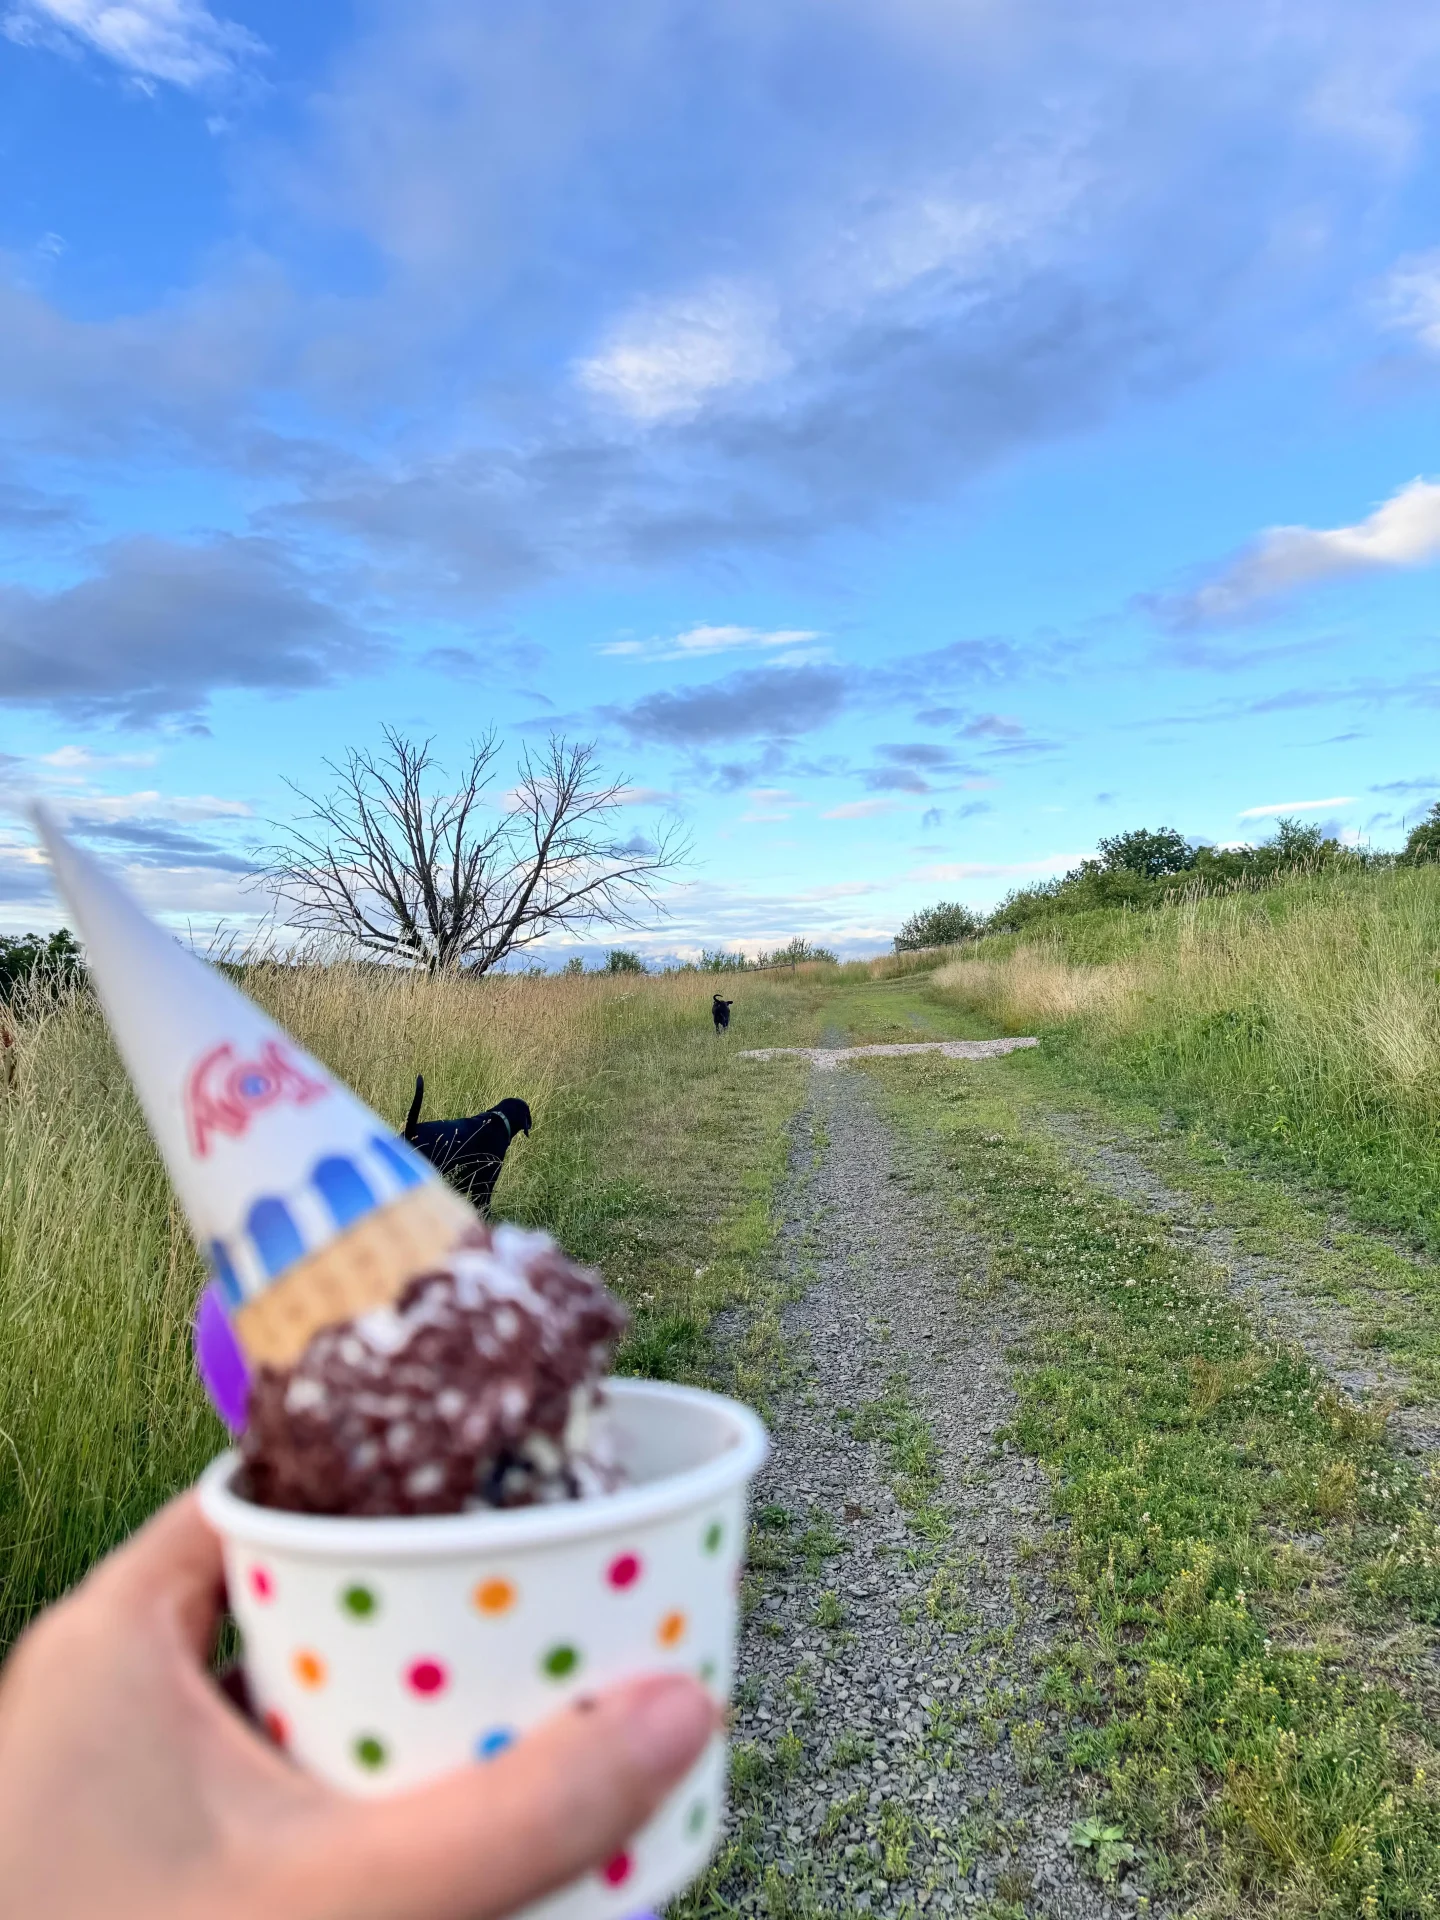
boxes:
[872,1050,1440,1917]
[1002,1046,1440,1407]
[0,963,817,1650]
[9,940,1440,1915]
[851,1371,951,1540]
[934,864,1440,1249]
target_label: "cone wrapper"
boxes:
[31,804,476,1425]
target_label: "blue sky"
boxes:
[3,0,1440,959]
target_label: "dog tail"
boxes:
[404,1073,424,1140]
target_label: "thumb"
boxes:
[313,1675,720,1920]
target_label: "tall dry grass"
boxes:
[933,866,1440,1240]
[0,961,813,1647]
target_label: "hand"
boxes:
[0,1493,718,1920]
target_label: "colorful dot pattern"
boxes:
[542,1642,580,1680]
[607,1550,642,1588]
[406,1658,448,1697]
[240,1493,741,1894]
[292,1649,327,1689]
[601,1851,632,1888]
[473,1576,516,1615]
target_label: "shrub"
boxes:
[986,818,1367,933]
[893,901,982,951]
[603,948,646,973]
[1398,800,1440,867]
[755,937,838,968]
[0,929,84,1002]
[1096,826,1195,879]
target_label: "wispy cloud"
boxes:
[4,0,265,92]
[577,282,789,423]
[37,744,158,773]
[599,624,822,664]
[613,785,681,808]
[1157,478,1440,628]
[604,664,848,747]
[61,815,257,872]
[1383,250,1440,351]
[823,797,905,820]
[1236,796,1355,819]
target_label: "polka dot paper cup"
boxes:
[198,1377,766,1920]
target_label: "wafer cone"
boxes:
[31,805,481,1419]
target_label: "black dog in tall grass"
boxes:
[403,1078,532,1212]
[712,995,733,1032]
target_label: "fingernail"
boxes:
[620,1677,715,1779]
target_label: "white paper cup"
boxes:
[198,1378,767,1920]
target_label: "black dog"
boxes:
[712,995,733,1032]
[403,1077,532,1212]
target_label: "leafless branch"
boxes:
[257,729,687,972]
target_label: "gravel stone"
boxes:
[712,1065,1142,1917]
[737,1039,1039,1068]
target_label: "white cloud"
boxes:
[823,797,905,820]
[48,789,251,823]
[599,624,824,664]
[1236,796,1355,819]
[575,141,1081,432]
[1384,250,1440,350]
[3,0,264,90]
[37,744,159,773]
[1169,478,1440,624]
[123,865,266,916]
[612,785,679,808]
[576,282,789,423]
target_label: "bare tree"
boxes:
[260,729,687,972]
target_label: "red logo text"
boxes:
[186,1039,330,1157]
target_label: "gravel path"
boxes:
[737,1039,1038,1069]
[1042,1111,1440,1461]
[710,1067,1141,1918]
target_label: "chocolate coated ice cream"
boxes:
[239,1223,628,1516]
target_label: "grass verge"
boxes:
[984,1042,1440,1413]
[872,1051,1440,1918]
[0,965,814,1651]
[932,866,1440,1250]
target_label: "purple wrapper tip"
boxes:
[195,1283,251,1433]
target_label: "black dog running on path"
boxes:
[403,1077,532,1212]
[712,995,733,1032]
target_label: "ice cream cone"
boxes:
[30,804,478,1420]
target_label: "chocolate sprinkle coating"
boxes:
[238,1224,628,1516]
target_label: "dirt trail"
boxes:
[712,1068,1141,1918]
[737,1039,1038,1068]
[1041,1111,1440,1460]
